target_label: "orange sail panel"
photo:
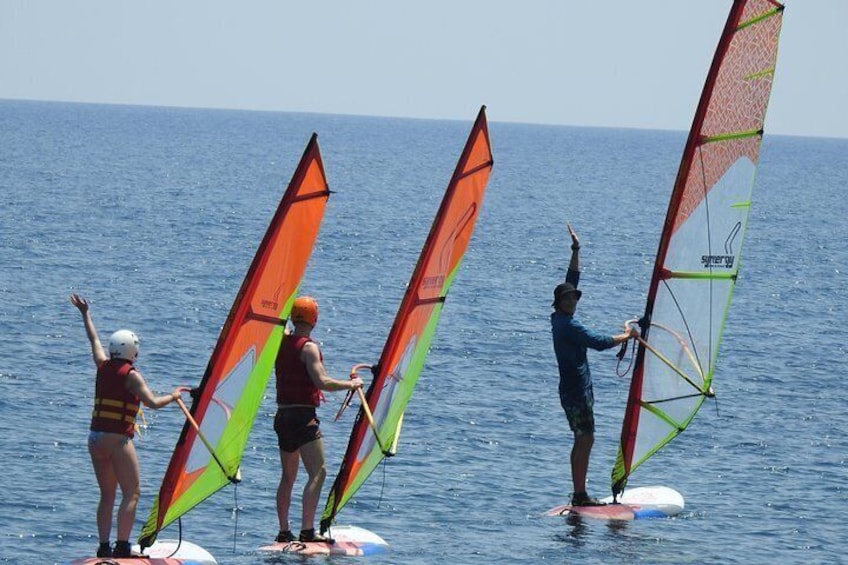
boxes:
[139,134,330,548]
[320,106,494,533]
[612,0,784,497]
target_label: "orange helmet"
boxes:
[291,296,319,327]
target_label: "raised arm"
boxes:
[70,294,108,366]
[301,342,363,392]
[567,223,580,273]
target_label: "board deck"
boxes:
[257,524,389,557]
[545,485,685,520]
[67,539,217,564]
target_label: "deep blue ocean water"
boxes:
[0,100,846,564]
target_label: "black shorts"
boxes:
[274,406,322,453]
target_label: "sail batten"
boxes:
[667,272,737,280]
[612,0,784,497]
[320,106,493,533]
[738,4,784,30]
[702,129,763,143]
[139,134,330,548]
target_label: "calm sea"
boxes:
[0,100,846,564]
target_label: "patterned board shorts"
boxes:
[274,406,322,453]
[560,397,595,436]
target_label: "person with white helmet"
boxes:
[550,225,638,507]
[273,295,363,545]
[70,293,183,558]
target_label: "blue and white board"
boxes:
[545,485,685,520]
[67,539,217,565]
[258,524,388,557]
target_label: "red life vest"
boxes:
[90,359,141,437]
[275,335,322,406]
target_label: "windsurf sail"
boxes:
[139,134,331,548]
[320,106,494,533]
[611,0,784,497]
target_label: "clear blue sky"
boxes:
[1,1,845,139]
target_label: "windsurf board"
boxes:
[545,485,684,520]
[257,524,388,557]
[66,539,216,565]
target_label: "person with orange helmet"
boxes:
[70,294,183,558]
[274,295,363,544]
[550,226,638,507]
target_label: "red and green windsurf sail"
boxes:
[139,134,330,548]
[320,106,494,532]
[612,0,784,497]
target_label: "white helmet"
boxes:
[109,329,139,361]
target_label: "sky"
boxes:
[1,1,846,139]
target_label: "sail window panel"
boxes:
[212,346,260,460]
[653,277,734,380]
[666,155,756,275]
[348,303,443,501]
[632,408,687,469]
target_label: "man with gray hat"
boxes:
[551,224,637,507]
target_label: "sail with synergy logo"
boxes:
[612,0,785,497]
[138,134,331,548]
[320,106,494,534]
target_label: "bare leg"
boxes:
[111,438,140,542]
[277,449,300,532]
[571,432,594,494]
[298,438,327,532]
[89,437,118,544]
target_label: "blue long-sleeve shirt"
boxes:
[551,269,616,401]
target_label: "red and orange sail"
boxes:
[140,134,330,548]
[321,107,494,533]
[612,0,785,496]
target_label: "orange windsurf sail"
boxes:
[140,134,331,548]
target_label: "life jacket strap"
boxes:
[92,397,139,424]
